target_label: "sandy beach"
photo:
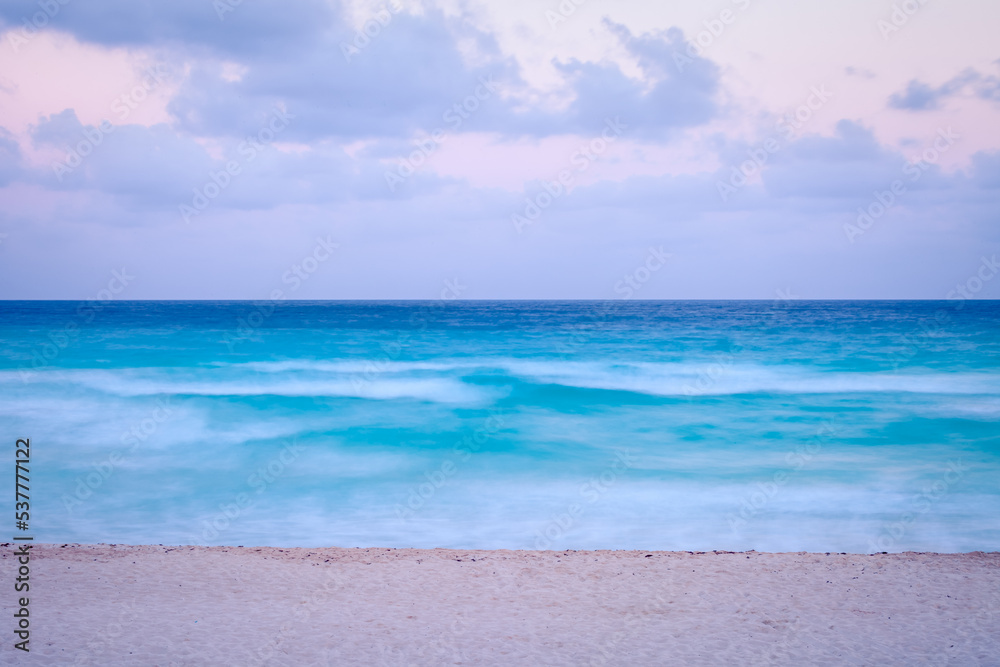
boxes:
[1,544,997,665]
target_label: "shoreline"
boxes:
[3,544,998,664]
[8,542,1000,554]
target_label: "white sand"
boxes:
[2,544,998,665]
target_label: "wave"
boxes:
[6,359,998,402]
[39,479,1000,552]
[210,359,464,374]
[6,369,495,404]
[201,358,1000,397]
[500,361,1000,397]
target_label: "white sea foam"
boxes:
[496,361,1000,397]
[212,359,465,374]
[38,479,998,553]
[7,360,997,403]
[173,358,1000,397]
[3,368,496,404]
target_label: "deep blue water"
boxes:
[1,300,998,552]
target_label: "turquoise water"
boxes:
[1,300,998,552]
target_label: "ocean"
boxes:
[1,300,998,553]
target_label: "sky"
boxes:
[0,0,998,299]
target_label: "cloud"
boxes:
[844,66,876,79]
[165,8,525,143]
[889,67,1000,110]
[761,121,906,199]
[166,14,719,143]
[888,80,941,111]
[0,0,333,56]
[969,150,1000,190]
[1,1,997,299]
[0,126,23,187]
[512,120,1000,232]
[4,2,719,144]
[542,23,719,140]
[19,104,1000,243]
[26,108,390,219]
[31,109,213,205]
